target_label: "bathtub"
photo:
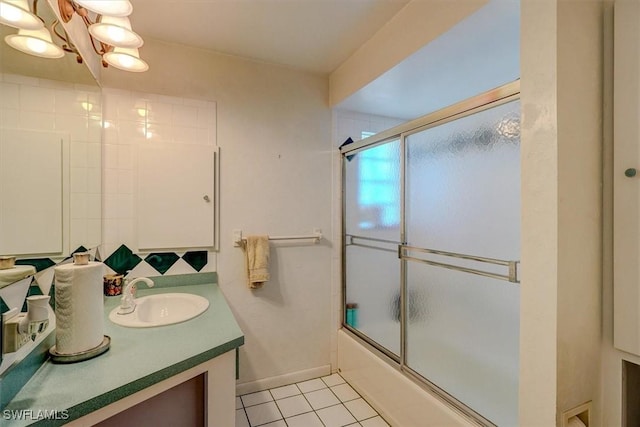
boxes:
[337,330,481,427]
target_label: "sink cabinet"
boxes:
[66,350,235,427]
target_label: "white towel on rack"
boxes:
[243,235,270,289]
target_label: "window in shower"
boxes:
[342,82,521,426]
[357,143,400,230]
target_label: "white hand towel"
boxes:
[243,235,270,289]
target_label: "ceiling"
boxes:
[130,0,410,74]
[128,0,521,121]
[1,0,519,121]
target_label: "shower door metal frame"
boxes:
[340,79,521,427]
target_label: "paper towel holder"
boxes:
[49,335,111,364]
[561,401,591,427]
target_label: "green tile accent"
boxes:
[15,258,55,273]
[145,253,180,275]
[182,251,208,272]
[104,245,142,275]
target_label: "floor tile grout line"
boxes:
[247,389,287,427]
[273,394,315,420]
[295,385,328,427]
[242,405,250,427]
[331,377,390,426]
[240,373,387,427]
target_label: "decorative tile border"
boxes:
[0,244,209,313]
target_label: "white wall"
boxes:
[520,0,603,424]
[101,39,333,387]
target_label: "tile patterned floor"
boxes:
[236,373,390,427]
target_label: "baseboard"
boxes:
[235,365,331,396]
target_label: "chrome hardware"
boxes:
[399,244,520,284]
[117,277,154,315]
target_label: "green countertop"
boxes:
[3,278,244,426]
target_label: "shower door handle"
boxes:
[399,244,520,284]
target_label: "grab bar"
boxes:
[399,244,519,283]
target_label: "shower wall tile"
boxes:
[0,108,19,128]
[0,82,20,109]
[20,85,55,113]
[19,111,55,131]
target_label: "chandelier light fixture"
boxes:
[0,0,43,30]
[5,26,63,58]
[0,0,148,72]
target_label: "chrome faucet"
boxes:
[117,277,154,315]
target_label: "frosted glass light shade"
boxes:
[89,16,142,48]
[74,0,133,17]
[5,27,64,58]
[0,0,43,30]
[103,47,148,72]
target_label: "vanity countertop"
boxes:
[3,278,244,426]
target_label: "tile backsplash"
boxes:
[0,245,210,313]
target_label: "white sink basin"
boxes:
[109,293,209,328]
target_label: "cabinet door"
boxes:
[138,143,215,249]
[0,129,66,255]
[614,1,640,355]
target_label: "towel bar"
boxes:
[233,229,322,247]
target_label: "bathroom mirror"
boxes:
[0,0,101,257]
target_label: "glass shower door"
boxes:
[403,100,521,426]
[344,139,402,357]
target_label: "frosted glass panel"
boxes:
[405,100,520,425]
[345,245,400,355]
[344,139,401,241]
[406,100,520,259]
[406,264,519,426]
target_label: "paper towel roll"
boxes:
[54,261,105,354]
